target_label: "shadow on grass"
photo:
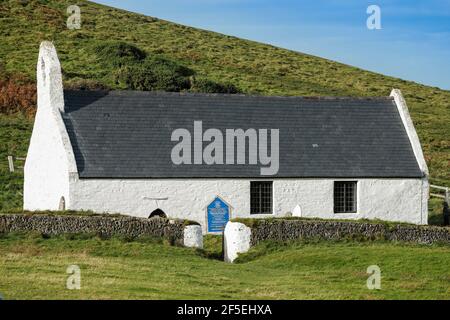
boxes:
[428,198,445,226]
[195,234,224,261]
[429,213,444,226]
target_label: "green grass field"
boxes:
[0,233,449,300]
[0,115,31,211]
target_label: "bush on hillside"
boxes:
[93,41,147,67]
[0,75,36,116]
[65,78,109,91]
[114,56,194,91]
[94,41,242,93]
[190,77,241,94]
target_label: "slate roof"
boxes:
[62,90,423,178]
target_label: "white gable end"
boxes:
[24,42,78,211]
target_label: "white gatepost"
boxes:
[223,221,252,263]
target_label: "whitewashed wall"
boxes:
[23,108,70,211]
[69,177,426,232]
[24,42,78,211]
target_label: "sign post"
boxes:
[206,196,231,233]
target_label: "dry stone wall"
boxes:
[249,219,450,245]
[224,219,450,262]
[0,214,203,248]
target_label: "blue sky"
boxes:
[95,0,450,90]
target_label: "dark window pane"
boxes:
[250,181,273,214]
[334,181,357,213]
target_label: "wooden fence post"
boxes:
[7,156,14,173]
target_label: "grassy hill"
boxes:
[0,0,449,211]
[1,233,449,299]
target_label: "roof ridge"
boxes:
[63,89,394,101]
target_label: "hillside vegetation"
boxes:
[0,0,448,211]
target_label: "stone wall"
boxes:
[249,219,450,245]
[224,219,450,262]
[0,214,203,248]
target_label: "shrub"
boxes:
[65,78,109,91]
[190,77,241,94]
[92,41,241,93]
[114,56,195,91]
[0,74,36,116]
[93,41,147,67]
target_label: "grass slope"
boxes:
[0,0,449,211]
[0,115,31,211]
[0,234,449,300]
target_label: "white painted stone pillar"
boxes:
[37,41,65,113]
[223,221,252,263]
[183,225,203,249]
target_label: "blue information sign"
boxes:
[207,197,230,233]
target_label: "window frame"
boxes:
[250,181,273,215]
[333,181,358,214]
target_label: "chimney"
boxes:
[37,41,65,113]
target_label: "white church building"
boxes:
[24,42,429,232]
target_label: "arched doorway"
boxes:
[149,208,167,219]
